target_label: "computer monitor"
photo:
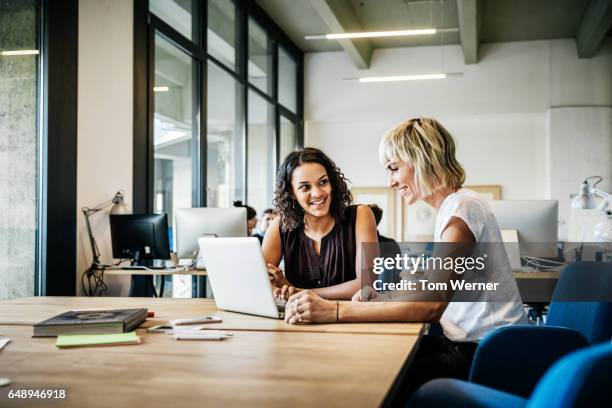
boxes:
[489,200,558,258]
[174,207,247,260]
[110,214,171,262]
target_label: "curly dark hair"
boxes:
[274,147,352,231]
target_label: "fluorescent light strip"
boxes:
[1,50,39,56]
[153,86,169,92]
[359,74,446,82]
[305,28,457,40]
[328,29,435,39]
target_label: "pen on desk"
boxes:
[173,331,232,341]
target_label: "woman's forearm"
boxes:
[312,278,361,300]
[337,301,447,323]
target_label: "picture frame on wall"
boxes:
[465,185,502,200]
[351,187,396,239]
[400,185,502,242]
[402,200,437,242]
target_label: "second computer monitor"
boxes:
[110,213,171,262]
[489,200,558,258]
[174,207,247,259]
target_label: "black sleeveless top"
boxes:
[279,205,358,289]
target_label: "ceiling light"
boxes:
[0,50,39,56]
[305,28,457,40]
[153,86,169,92]
[348,72,462,83]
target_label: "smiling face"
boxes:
[385,159,423,205]
[290,162,332,218]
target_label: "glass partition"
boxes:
[247,90,276,214]
[150,0,198,44]
[207,61,244,207]
[0,0,40,299]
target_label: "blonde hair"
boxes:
[379,117,465,196]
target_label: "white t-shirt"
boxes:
[435,188,527,342]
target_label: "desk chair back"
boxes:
[527,343,612,408]
[547,261,612,344]
[409,343,612,408]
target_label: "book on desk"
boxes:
[33,308,147,337]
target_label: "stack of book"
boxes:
[33,309,148,337]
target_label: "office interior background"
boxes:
[0,0,611,300]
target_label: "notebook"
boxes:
[33,309,148,337]
[56,332,141,348]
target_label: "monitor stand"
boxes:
[128,251,160,297]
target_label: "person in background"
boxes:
[233,201,258,238]
[262,147,379,301]
[253,208,276,244]
[367,204,402,286]
[367,204,398,245]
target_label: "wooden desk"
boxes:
[513,270,560,280]
[0,298,423,408]
[513,270,560,303]
[100,268,207,297]
[103,268,207,276]
[0,297,423,336]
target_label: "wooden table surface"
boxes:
[512,270,560,279]
[103,268,207,276]
[0,323,420,408]
[0,297,423,336]
[0,297,423,407]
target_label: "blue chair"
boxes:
[545,261,612,344]
[408,343,612,408]
[469,261,612,397]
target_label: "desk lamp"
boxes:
[571,176,611,211]
[82,191,130,295]
[570,177,612,259]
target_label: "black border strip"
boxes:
[41,0,78,295]
[133,0,149,213]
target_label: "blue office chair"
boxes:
[408,342,612,408]
[545,261,612,344]
[467,261,612,397]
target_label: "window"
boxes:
[0,0,40,299]
[135,0,303,297]
[248,17,272,96]
[150,0,199,44]
[207,61,244,207]
[278,46,297,113]
[279,115,298,164]
[207,0,237,71]
[247,90,276,212]
[153,33,199,220]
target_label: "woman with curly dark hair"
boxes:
[262,147,378,301]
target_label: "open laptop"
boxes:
[198,237,285,319]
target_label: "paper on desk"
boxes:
[56,331,140,348]
[0,337,10,351]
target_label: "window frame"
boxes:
[133,0,304,296]
[134,0,303,212]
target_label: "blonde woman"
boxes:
[283,117,527,397]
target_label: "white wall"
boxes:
[77,0,133,295]
[549,107,612,240]
[305,39,612,240]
